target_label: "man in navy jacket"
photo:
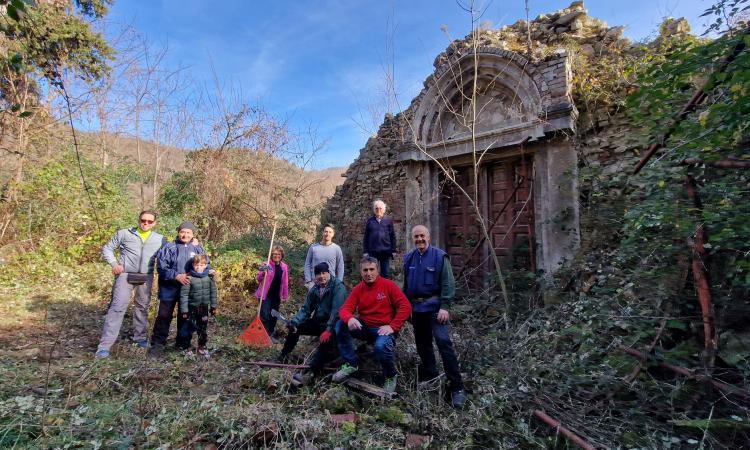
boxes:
[362,199,397,278]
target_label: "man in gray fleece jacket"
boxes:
[95,211,165,358]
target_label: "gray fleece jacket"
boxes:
[102,228,165,274]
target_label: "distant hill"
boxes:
[73,130,347,207]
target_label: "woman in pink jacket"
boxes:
[256,246,289,336]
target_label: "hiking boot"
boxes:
[291,370,314,387]
[450,389,466,408]
[197,347,210,359]
[383,376,398,394]
[332,363,358,383]
[94,349,109,359]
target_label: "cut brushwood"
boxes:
[344,378,397,399]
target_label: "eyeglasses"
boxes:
[140,219,155,224]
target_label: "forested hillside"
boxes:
[1,0,749,449]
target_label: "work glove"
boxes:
[319,330,332,343]
[181,313,188,320]
[287,321,298,334]
[210,307,217,316]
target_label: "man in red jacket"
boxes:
[332,256,412,393]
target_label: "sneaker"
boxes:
[291,370,314,387]
[94,349,109,359]
[332,363,358,383]
[197,347,210,358]
[384,376,398,394]
[133,339,149,349]
[450,389,466,408]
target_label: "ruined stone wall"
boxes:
[323,1,690,279]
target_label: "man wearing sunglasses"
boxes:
[95,211,165,358]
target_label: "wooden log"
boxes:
[344,378,397,399]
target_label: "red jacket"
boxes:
[339,276,412,332]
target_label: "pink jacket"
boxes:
[255,261,289,301]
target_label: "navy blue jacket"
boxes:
[156,239,206,301]
[363,216,396,256]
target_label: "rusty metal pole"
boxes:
[685,175,716,356]
[532,410,596,450]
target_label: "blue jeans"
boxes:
[335,320,397,378]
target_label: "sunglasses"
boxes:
[140,219,155,224]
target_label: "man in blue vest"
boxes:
[403,224,466,408]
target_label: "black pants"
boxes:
[151,299,186,348]
[411,311,464,391]
[259,295,282,336]
[371,252,392,278]
[281,320,336,373]
[177,304,209,350]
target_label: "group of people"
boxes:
[96,200,466,408]
[96,213,217,359]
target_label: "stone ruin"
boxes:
[323,1,690,291]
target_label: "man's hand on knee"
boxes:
[377,325,394,336]
[347,318,362,330]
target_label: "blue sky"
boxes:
[105,0,714,169]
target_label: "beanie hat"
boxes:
[314,262,330,275]
[177,221,196,233]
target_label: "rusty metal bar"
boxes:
[685,174,716,353]
[619,346,750,401]
[532,410,596,450]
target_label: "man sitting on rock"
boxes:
[332,256,412,394]
[283,262,348,385]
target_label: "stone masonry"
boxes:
[323,1,691,284]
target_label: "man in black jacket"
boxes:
[362,199,397,278]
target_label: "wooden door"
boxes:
[441,158,535,291]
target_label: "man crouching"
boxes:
[332,256,412,393]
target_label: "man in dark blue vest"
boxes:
[403,224,466,408]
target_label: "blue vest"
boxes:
[403,245,446,300]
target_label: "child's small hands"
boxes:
[181,313,188,319]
